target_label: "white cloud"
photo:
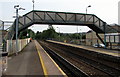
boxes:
[0,0,30,2]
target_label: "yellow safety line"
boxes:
[39,43,67,77]
[34,41,48,77]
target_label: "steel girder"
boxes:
[5,10,118,40]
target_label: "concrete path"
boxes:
[2,40,67,77]
[3,41,44,76]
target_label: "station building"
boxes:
[86,30,104,46]
[86,24,120,49]
[105,25,120,49]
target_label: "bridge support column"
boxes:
[96,33,105,45]
[104,22,107,48]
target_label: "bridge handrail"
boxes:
[4,10,118,40]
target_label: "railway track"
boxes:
[39,41,89,77]
[38,40,120,77]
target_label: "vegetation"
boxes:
[35,26,58,40]
[19,29,35,39]
[35,26,86,44]
[19,26,86,44]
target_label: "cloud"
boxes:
[0,0,30,2]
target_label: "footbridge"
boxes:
[5,10,117,41]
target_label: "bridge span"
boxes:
[5,10,117,40]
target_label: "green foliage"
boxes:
[18,26,86,42]
[35,28,58,40]
[19,29,35,39]
[35,31,42,39]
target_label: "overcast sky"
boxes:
[0,0,119,33]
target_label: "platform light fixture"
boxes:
[14,5,25,55]
[32,0,35,10]
[86,5,91,14]
[57,27,60,41]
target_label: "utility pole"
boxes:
[14,5,19,55]
[57,27,60,41]
[32,0,35,10]
[14,5,25,55]
[80,29,82,45]
[86,5,91,14]
[77,26,79,44]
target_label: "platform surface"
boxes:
[2,40,66,77]
[34,40,66,77]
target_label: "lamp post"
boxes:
[32,0,35,10]
[57,27,60,41]
[80,29,82,45]
[86,5,91,14]
[77,26,79,44]
[14,5,25,55]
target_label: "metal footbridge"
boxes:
[5,10,117,40]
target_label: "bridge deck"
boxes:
[47,40,120,57]
[6,10,118,40]
[3,40,66,76]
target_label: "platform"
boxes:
[47,40,120,57]
[2,40,66,77]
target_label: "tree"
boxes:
[35,26,58,40]
[19,29,35,39]
[41,28,57,39]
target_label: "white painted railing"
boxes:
[7,38,30,55]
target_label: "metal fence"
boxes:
[106,33,120,49]
[0,20,3,77]
[7,38,30,55]
[0,20,3,50]
[106,33,120,43]
[0,20,30,75]
[0,20,6,76]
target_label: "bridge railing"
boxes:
[16,10,117,33]
[5,10,118,40]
